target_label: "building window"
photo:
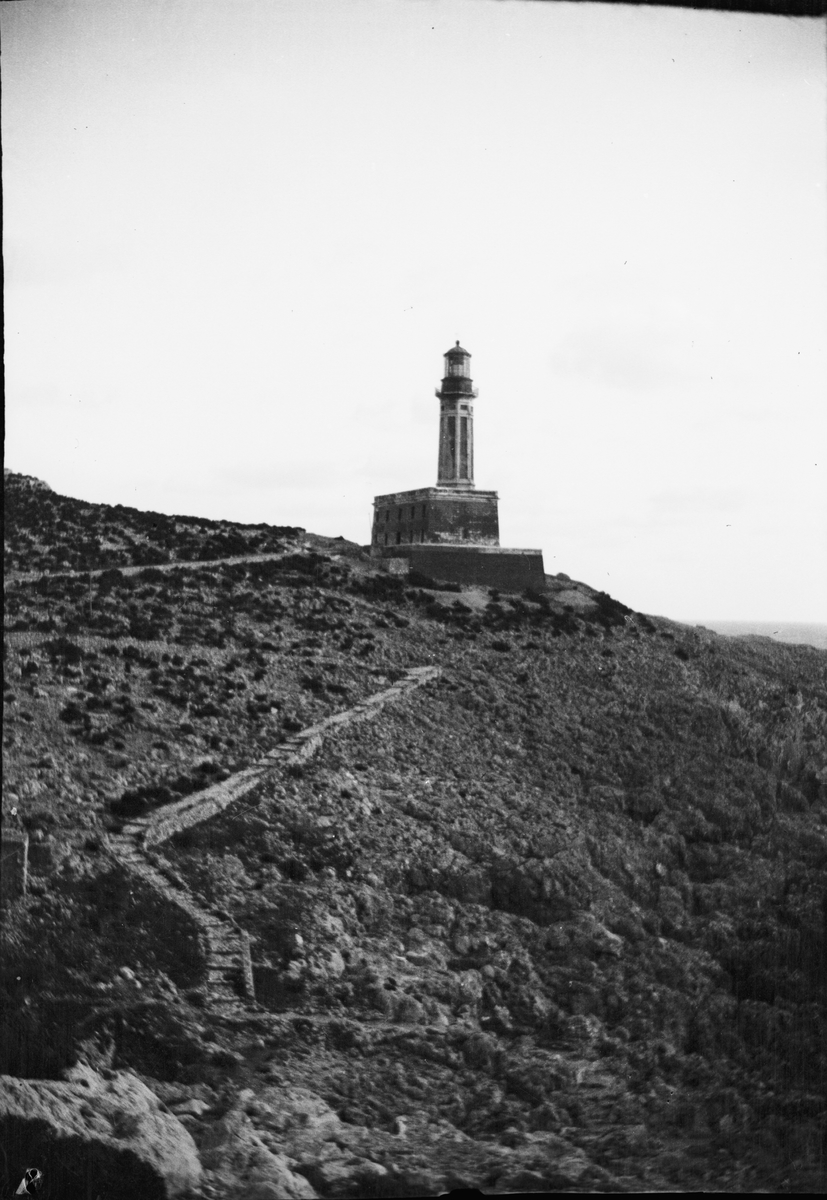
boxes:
[396,531,401,545]
[384,533,388,545]
[421,504,427,519]
[385,509,389,523]
[397,508,402,521]
[410,505,415,520]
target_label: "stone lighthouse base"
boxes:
[376,543,545,592]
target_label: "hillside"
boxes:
[3,469,304,575]
[2,471,826,1198]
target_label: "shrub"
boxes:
[350,573,406,602]
[128,617,161,640]
[138,567,167,584]
[59,702,85,724]
[300,673,326,694]
[44,637,84,665]
[98,568,124,592]
[590,591,633,630]
[130,545,170,566]
[407,571,438,589]
[551,611,580,637]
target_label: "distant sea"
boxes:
[680,621,827,651]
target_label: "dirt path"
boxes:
[4,550,301,588]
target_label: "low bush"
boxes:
[408,571,438,590]
[592,590,633,629]
[44,637,84,665]
[59,703,86,724]
[137,567,167,584]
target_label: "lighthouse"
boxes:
[437,342,477,487]
[370,342,544,591]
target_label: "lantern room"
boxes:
[437,342,478,398]
[444,342,471,377]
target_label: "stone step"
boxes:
[105,662,443,1019]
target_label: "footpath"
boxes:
[107,666,442,1012]
[3,550,294,588]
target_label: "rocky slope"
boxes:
[2,471,825,1197]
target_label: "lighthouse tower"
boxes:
[370,341,544,591]
[437,342,477,488]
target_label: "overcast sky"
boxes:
[3,0,826,622]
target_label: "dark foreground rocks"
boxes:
[0,1065,202,1199]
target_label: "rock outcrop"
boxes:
[0,1064,202,1199]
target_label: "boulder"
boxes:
[0,1065,201,1199]
[298,1147,390,1197]
[253,1086,347,1158]
[200,1104,318,1199]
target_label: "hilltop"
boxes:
[3,469,304,575]
[2,471,825,1198]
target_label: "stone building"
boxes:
[371,343,544,590]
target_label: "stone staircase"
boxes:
[107,665,442,1012]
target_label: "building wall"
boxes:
[429,491,498,546]
[371,487,499,551]
[384,545,545,591]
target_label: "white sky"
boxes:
[3,0,826,622]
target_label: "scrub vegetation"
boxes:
[3,471,825,1197]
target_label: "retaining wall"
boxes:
[386,545,545,591]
